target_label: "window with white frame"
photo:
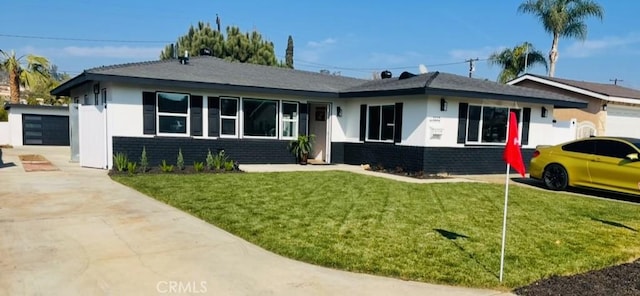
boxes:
[220,97,238,137]
[467,105,518,144]
[367,104,395,141]
[281,102,298,139]
[243,98,278,137]
[157,92,189,134]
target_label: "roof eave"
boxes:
[425,88,588,108]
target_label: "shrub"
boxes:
[206,149,215,170]
[193,161,205,172]
[160,160,174,173]
[140,146,148,173]
[127,162,137,176]
[214,150,229,170]
[176,148,184,170]
[113,152,128,172]
[224,160,234,171]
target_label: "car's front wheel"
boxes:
[543,164,568,190]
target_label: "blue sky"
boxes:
[2,0,638,88]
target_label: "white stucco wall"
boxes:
[6,105,69,146]
[0,122,10,146]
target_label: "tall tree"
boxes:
[26,64,71,105]
[0,50,50,103]
[488,42,548,83]
[518,0,604,77]
[160,22,279,67]
[285,35,294,69]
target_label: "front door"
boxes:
[308,103,330,163]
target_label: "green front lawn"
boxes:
[113,171,640,289]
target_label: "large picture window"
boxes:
[220,97,238,137]
[157,92,189,134]
[367,104,395,141]
[467,105,517,144]
[281,102,298,139]
[243,98,278,137]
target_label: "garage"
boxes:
[3,104,70,146]
[606,105,640,138]
[22,114,69,145]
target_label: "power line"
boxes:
[610,78,623,85]
[0,33,171,44]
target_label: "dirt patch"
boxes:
[514,259,640,296]
[363,164,451,179]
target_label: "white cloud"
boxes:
[448,46,505,60]
[298,38,338,62]
[62,46,162,59]
[565,34,640,58]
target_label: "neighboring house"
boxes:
[51,56,586,174]
[509,74,640,139]
[2,104,70,146]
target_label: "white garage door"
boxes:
[606,105,640,138]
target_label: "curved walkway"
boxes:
[0,146,513,296]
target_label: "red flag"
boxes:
[503,111,526,177]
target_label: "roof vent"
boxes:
[200,48,212,56]
[381,70,392,79]
[399,71,417,80]
[179,50,189,65]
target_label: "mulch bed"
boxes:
[364,165,450,179]
[108,165,244,176]
[514,259,640,296]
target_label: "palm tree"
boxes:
[0,50,51,103]
[518,0,604,77]
[488,42,548,83]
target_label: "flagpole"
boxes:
[499,163,511,282]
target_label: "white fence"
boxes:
[550,119,577,145]
[0,122,10,146]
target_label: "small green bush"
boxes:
[224,160,235,171]
[127,162,137,176]
[113,152,128,172]
[139,146,148,173]
[206,149,215,170]
[212,150,228,170]
[160,160,174,173]
[193,161,205,172]
[177,148,184,170]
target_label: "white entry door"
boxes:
[79,105,107,169]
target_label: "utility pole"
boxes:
[610,78,623,85]
[466,58,479,78]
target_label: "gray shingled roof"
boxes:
[52,56,366,97]
[342,71,587,107]
[51,56,587,108]
[525,74,640,100]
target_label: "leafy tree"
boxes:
[0,50,51,103]
[518,0,604,77]
[488,42,548,83]
[160,22,279,66]
[285,35,294,69]
[25,64,71,105]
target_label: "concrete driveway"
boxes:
[0,146,513,296]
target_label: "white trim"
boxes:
[156,92,190,136]
[280,101,299,140]
[219,97,239,138]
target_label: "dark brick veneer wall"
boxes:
[113,136,295,166]
[332,142,535,175]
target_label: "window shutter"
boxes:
[299,103,308,136]
[394,102,403,143]
[359,104,367,142]
[208,97,219,137]
[457,103,468,144]
[142,91,156,135]
[521,107,531,145]
[190,95,203,136]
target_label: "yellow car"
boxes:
[529,137,640,196]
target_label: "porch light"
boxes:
[440,98,448,112]
[337,106,343,117]
[602,103,607,111]
[541,106,548,118]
